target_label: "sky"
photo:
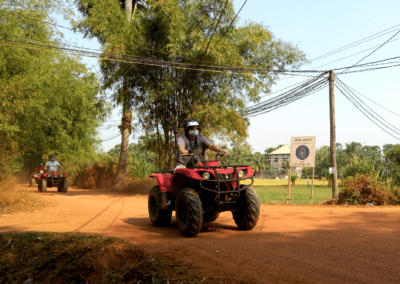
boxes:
[58,0,400,153]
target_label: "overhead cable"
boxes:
[312,37,400,70]
[243,72,329,117]
[339,28,400,74]
[335,78,400,139]
[309,24,400,63]
[337,80,400,118]
[212,0,248,49]
[0,37,324,75]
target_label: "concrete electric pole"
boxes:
[329,70,338,199]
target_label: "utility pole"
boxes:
[329,70,338,199]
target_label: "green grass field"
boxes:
[252,178,337,205]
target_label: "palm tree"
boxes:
[344,142,362,166]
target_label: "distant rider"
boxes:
[45,154,63,173]
[174,118,230,171]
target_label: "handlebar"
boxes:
[215,151,229,160]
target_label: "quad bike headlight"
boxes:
[202,172,211,180]
[238,170,244,178]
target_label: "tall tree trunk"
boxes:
[112,0,135,189]
[112,110,132,189]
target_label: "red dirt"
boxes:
[1,185,400,284]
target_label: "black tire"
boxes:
[175,188,203,237]
[232,186,260,230]
[41,179,47,192]
[58,179,68,193]
[148,186,172,227]
[203,211,220,222]
[30,178,36,187]
[38,179,43,192]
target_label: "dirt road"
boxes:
[1,186,400,284]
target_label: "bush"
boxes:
[290,172,298,185]
[342,160,375,179]
[338,174,395,205]
[0,176,22,206]
[75,156,134,189]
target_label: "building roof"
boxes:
[269,144,290,155]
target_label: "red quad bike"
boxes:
[30,167,44,187]
[38,171,69,193]
[148,152,260,237]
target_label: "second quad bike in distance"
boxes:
[30,165,44,187]
[148,152,260,237]
[38,170,69,193]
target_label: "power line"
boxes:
[212,0,248,50]
[0,37,324,75]
[243,72,329,117]
[339,28,400,74]
[335,78,400,140]
[337,79,400,118]
[100,134,121,142]
[309,24,400,63]
[312,37,400,70]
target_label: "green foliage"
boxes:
[342,160,374,178]
[384,144,400,186]
[315,146,331,177]
[0,1,110,179]
[107,138,158,177]
[290,172,298,185]
[338,174,395,205]
[302,167,313,177]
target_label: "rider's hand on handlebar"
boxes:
[220,150,230,156]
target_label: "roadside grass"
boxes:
[0,177,44,215]
[0,232,198,284]
[253,178,331,187]
[254,184,334,205]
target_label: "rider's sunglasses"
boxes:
[188,126,198,130]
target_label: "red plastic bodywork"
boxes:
[150,161,254,192]
[150,173,174,192]
[40,171,67,180]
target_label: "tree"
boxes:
[0,0,109,179]
[384,144,400,186]
[314,146,331,177]
[343,142,362,166]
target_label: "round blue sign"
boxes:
[295,145,310,160]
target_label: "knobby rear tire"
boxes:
[232,186,260,230]
[175,188,203,237]
[148,186,172,227]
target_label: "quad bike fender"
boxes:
[150,173,174,192]
[174,168,203,180]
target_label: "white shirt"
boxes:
[46,161,61,172]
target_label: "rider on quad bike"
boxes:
[174,118,230,170]
[38,154,69,192]
[148,118,260,237]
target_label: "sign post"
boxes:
[289,137,316,204]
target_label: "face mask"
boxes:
[51,157,55,161]
[188,130,199,137]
